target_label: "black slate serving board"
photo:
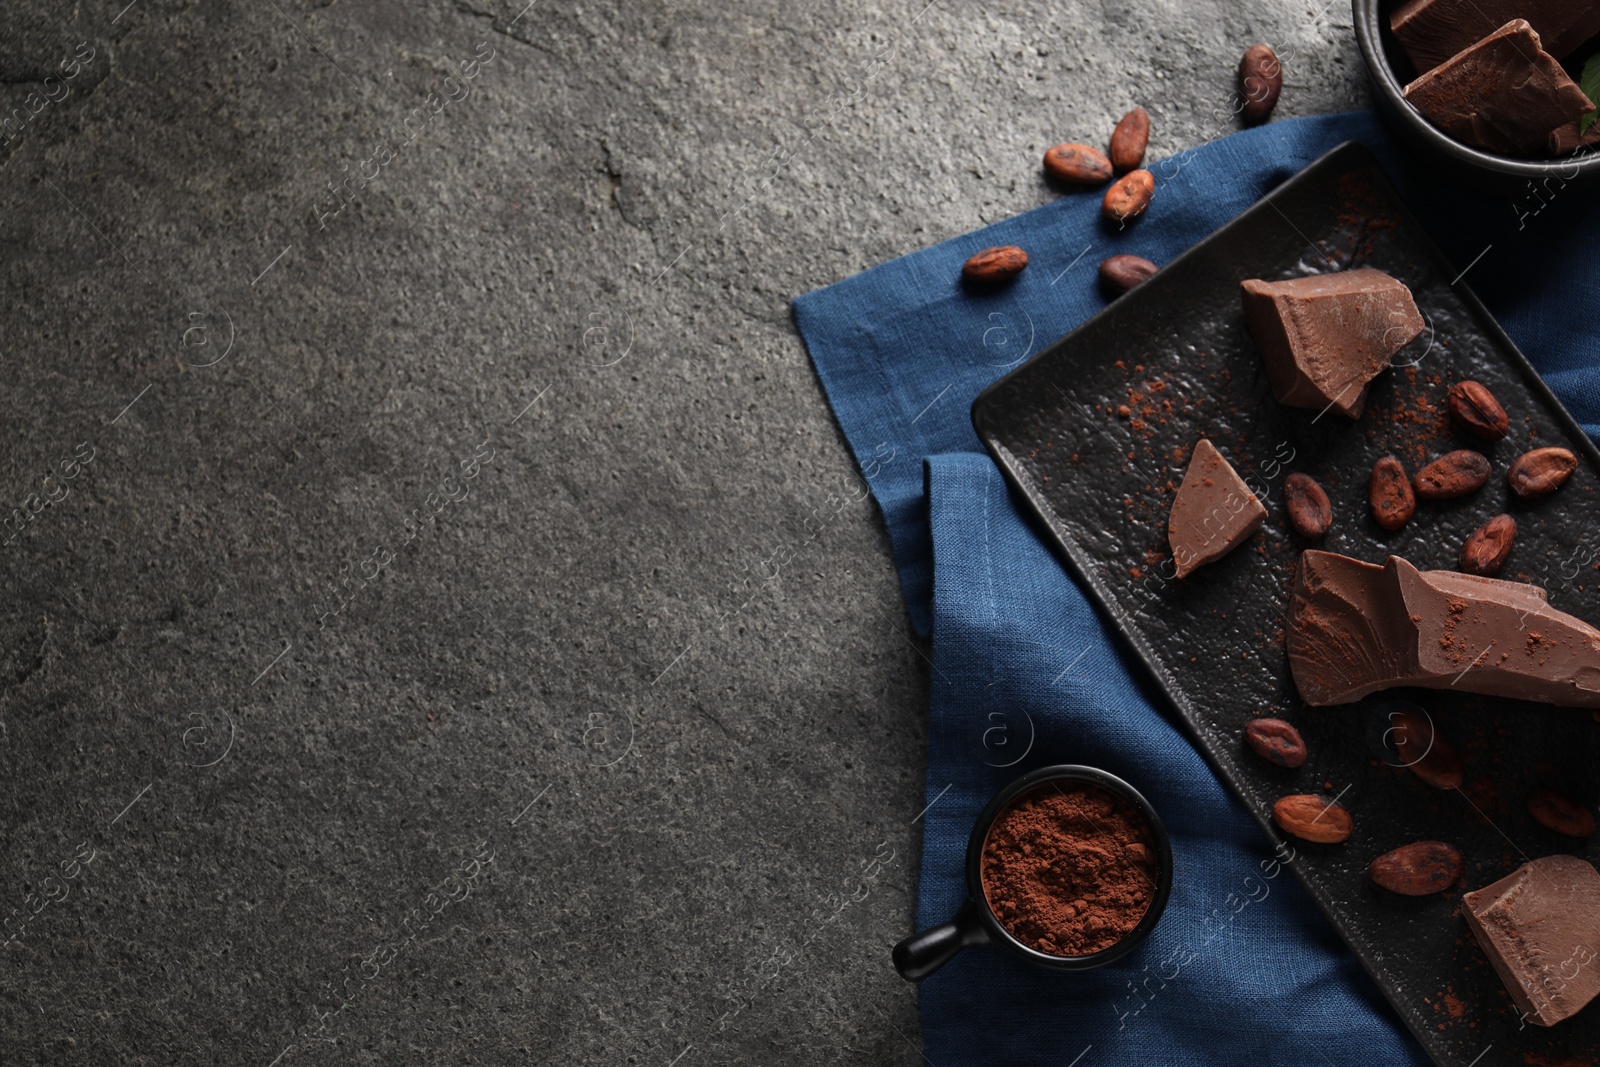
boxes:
[971,142,1600,1067]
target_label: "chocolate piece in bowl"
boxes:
[1241,267,1423,419]
[1464,855,1600,1027]
[1391,0,1600,72]
[1167,439,1266,579]
[1402,20,1596,157]
[1286,550,1600,707]
[1550,117,1600,156]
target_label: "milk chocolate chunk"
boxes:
[1168,439,1267,579]
[1241,268,1423,419]
[1391,0,1600,71]
[1287,551,1600,707]
[1464,855,1600,1027]
[1550,118,1600,156]
[1403,20,1596,156]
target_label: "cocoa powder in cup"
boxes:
[978,782,1158,956]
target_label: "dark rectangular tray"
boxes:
[971,142,1600,1067]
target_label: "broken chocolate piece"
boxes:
[1168,439,1267,579]
[1550,118,1600,156]
[1287,551,1600,708]
[1403,20,1596,156]
[1242,268,1423,419]
[1391,0,1600,72]
[1464,855,1600,1027]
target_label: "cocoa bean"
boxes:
[1413,450,1490,501]
[1527,788,1595,837]
[1387,708,1463,790]
[1507,447,1577,499]
[1102,169,1154,224]
[1043,143,1113,185]
[1273,793,1352,844]
[1447,380,1509,441]
[1098,254,1158,295]
[1283,472,1331,540]
[1109,107,1150,173]
[1244,718,1307,768]
[1369,456,1416,531]
[1459,514,1516,577]
[962,245,1028,285]
[1238,44,1283,125]
[1369,841,1463,895]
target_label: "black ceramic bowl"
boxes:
[892,765,1174,981]
[1351,0,1600,192]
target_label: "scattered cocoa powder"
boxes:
[1524,1054,1594,1067]
[979,782,1157,956]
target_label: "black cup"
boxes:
[1351,0,1600,192]
[893,765,1174,981]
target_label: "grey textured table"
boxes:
[1,1,1367,1062]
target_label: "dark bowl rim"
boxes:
[963,764,1175,971]
[1350,0,1600,178]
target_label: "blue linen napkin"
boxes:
[793,111,1600,1064]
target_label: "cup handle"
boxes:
[892,899,992,981]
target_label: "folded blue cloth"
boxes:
[793,111,1600,1064]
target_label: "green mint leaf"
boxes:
[1580,52,1600,134]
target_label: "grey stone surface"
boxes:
[0,0,1366,1062]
